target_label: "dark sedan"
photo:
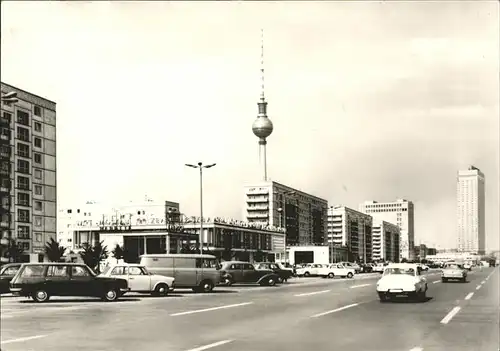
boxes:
[0,263,22,294]
[254,262,293,282]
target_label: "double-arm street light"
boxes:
[185,162,216,256]
[277,190,296,263]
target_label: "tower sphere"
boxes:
[252,117,273,139]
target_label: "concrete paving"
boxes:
[0,269,497,351]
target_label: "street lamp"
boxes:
[185,162,216,256]
[1,91,18,104]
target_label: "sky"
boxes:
[1,1,499,251]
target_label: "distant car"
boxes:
[317,263,355,279]
[99,263,175,296]
[376,263,428,302]
[463,262,472,271]
[372,263,386,274]
[417,264,429,271]
[360,264,373,273]
[441,263,467,282]
[254,262,293,283]
[276,262,296,277]
[219,261,280,286]
[0,263,22,294]
[339,262,361,274]
[9,263,129,303]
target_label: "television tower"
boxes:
[252,29,274,181]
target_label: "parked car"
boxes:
[99,263,175,296]
[276,262,296,276]
[219,261,280,286]
[317,263,355,279]
[254,262,293,283]
[441,262,467,282]
[140,254,221,293]
[376,263,428,302]
[339,262,361,274]
[360,264,373,273]
[9,263,129,303]
[296,263,326,277]
[463,262,472,271]
[0,263,22,294]
[372,263,386,274]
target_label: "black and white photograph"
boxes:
[0,1,499,350]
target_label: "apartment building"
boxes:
[1,83,57,262]
[243,181,328,247]
[327,205,373,263]
[359,199,415,260]
[372,220,400,263]
[457,165,485,254]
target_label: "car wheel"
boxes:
[347,272,354,279]
[102,288,119,302]
[199,280,215,293]
[304,272,310,277]
[277,276,283,283]
[378,293,389,303]
[442,278,447,283]
[152,283,169,297]
[461,277,467,283]
[419,288,427,302]
[267,277,276,286]
[32,289,50,303]
[328,273,334,279]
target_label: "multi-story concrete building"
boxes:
[457,165,485,254]
[1,83,57,262]
[327,206,373,263]
[243,181,328,249]
[371,220,400,263]
[359,199,415,260]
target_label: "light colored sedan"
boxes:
[100,264,175,296]
[376,263,428,302]
[441,263,467,283]
[317,263,355,279]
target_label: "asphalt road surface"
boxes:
[1,268,498,351]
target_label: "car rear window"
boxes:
[20,265,45,277]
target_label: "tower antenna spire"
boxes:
[260,28,265,101]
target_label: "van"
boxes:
[139,254,221,293]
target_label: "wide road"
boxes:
[1,268,498,351]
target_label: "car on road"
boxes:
[254,262,293,283]
[417,264,429,271]
[276,262,296,276]
[99,263,175,296]
[140,254,221,293]
[317,263,355,279]
[376,263,428,302]
[9,263,129,303]
[219,261,280,286]
[0,263,22,294]
[441,262,467,282]
[372,263,386,274]
[360,263,373,273]
[339,262,361,274]
[296,263,326,277]
[463,262,473,271]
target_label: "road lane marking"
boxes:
[185,339,234,351]
[295,290,330,297]
[350,284,371,289]
[440,306,461,324]
[465,292,474,300]
[310,303,359,318]
[1,334,48,345]
[170,302,253,317]
[432,280,441,284]
[476,285,482,290]
[409,347,423,351]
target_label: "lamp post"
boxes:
[185,162,216,256]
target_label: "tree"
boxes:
[1,238,25,263]
[401,258,408,263]
[111,244,124,263]
[44,237,66,262]
[79,241,108,274]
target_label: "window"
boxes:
[1,112,11,124]
[17,176,29,190]
[17,192,30,206]
[18,225,30,239]
[71,266,90,277]
[67,209,72,214]
[34,153,42,164]
[16,110,29,126]
[0,145,10,157]
[17,159,30,174]
[20,265,45,277]
[1,266,19,276]
[34,185,42,195]
[34,137,42,148]
[128,266,146,275]
[34,121,42,132]
[34,169,42,179]
[173,257,195,268]
[34,216,42,227]
[34,201,43,211]
[34,106,42,117]
[0,162,10,175]
[18,209,30,222]
[16,126,29,142]
[35,233,43,242]
[17,143,30,158]
[47,265,68,277]
[110,267,126,276]
[21,242,29,251]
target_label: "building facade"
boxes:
[1,83,57,262]
[371,220,400,263]
[243,181,328,247]
[327,206,373,263]
[457,165,485,254]
[359,199,415,261]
